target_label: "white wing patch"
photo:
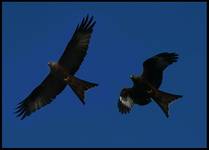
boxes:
[119,96,134,108]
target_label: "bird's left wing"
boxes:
[117,99,131,114]
[15,73,66,120]
[141,52,179,88]
[58,15,96,74]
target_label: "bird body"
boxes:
[118,52,182,117]
[48,62,69,80]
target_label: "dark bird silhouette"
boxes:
[118,52,182,117]
[15,15,98,120]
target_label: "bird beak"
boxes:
[130,75,133,79]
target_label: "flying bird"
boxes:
[15,15,98,120]
[118,52,182,117]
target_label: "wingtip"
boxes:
[14,108,23,114]
[81,100,86,105]
[20,114,26,120]
[93,83,99,87]
[117,99,132,115]
[175,94,183,100]
[91,21,96,27]
[85,14,94,19]
[15,102,27,120]
[90,15,94,20]
[15,109,27,120]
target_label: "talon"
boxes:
[147,89,152,94]
[64,77,69,81]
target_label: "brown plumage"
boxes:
[118,52,182,117]
[15,15,98,120]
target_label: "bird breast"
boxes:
[50,63,69,80]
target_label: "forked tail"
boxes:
[64,75,98,104]
[151,90,182,118]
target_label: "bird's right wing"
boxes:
[141,52,179,88]
[58,15,96,74]
[15,73,66,120]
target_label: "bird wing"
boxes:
[15,73,66,120]
[141,52,179,88]
[58,15,96,74]
[117,99,131,114]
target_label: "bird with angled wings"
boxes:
[15,15,98,120]
[118,52,182,117]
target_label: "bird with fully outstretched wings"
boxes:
[118,52,182,117]
[15,15,98,120]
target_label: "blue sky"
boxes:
[2,2,207,148]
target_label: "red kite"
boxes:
[16,15,98,120]
[118,52,182,117]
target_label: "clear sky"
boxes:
[2,2,207,148]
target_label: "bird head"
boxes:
[130,74,141,80]
[130,74,136,80]
[48,61,56,69]
[118,88,134,114]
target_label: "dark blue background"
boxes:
[2,2,207,148]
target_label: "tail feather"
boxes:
[151,90,182,117]
[64,75,98,104]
